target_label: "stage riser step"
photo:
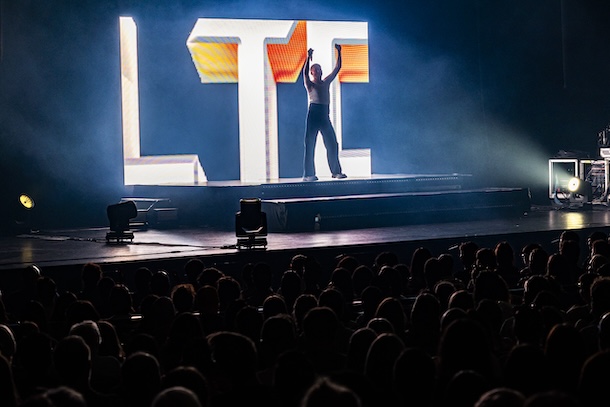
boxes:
[258,175,468,199]
[262,188,531,232]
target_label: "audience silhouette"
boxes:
[4,228,610,406]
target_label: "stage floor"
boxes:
[1,202,609,295]
[2,204,610,273]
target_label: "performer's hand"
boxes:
[308,48,314,60]
[335,44,341,52]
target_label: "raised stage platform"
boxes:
[262,187,531,232]
[126,173,530,232]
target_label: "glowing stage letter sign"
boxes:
[186,18,370,182]
[119,17,369,185]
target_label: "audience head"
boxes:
[109,283,133,316]
[161,366,209,407]
[300,376,362,407]
[134,266,153,292]
[520,243,542,268]
[53,335,91,386]
[336,255,359,273]
[197,267,224,289]
[152,386,201,407]
[529,248,549,276]
[217,276,242,306]
[302,306,340,350]
[475,248,496,272]
[448,289,475,312]
[590,276,610,319]
[495,241,515,266]
[474,387,525,407]
[40,386,87,407]
[207,331,258,386]
[170,283,195,313]
[80,262,102,290]
[68,320,101,355]
[151,270,172,297]
[121,351,162,406]
[183,258,205,286]
[262,293,289,320]
[375,296,407,334]
[373,250,398,271]
[293,294,318,332]
[459,241,479,270]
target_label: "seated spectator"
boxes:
[216,276,242,317]
[194,286,222,335]
[131,267,153,310]
[159,312,209,375]
[183,258,205,289]
[120,351,162,407]
[407,247,433,295]
[78,263,103,305]
[53,335,117,407]
[393,346,436,407]
[244,262,275,307]
[578,349,610,407]
[151,270,172,298]
[456,241,479,286]
[257,314,297,384]
[170,283,195,314]
[69,320,121,394]
[495,241,520,289]
[364,332,405,404]
[272,349,316,407]
[13,330,57,400]
[0,324,17,365]
[104,283,136,344]
[351,265,374,300]
[277,270,303,313]
[405,292,441,356]
[0,353,19,407]
[299,306,347,375]
[206,331,273,406]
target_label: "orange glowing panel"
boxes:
[338,44,369,82]
[267,20,308,83]
[189,42,239,83]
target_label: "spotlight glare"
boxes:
[567,177,581,193]
[19,194,34,210]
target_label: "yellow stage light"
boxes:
[19,194,35,210]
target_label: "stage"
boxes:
[1,172,607,296]
[122,173,531,231]
[2,201,610,297]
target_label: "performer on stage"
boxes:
[302,44,346,182]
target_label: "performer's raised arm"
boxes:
[303,48,313,88]
[325,44,342,82]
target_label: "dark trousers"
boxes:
[303,103,342,177]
